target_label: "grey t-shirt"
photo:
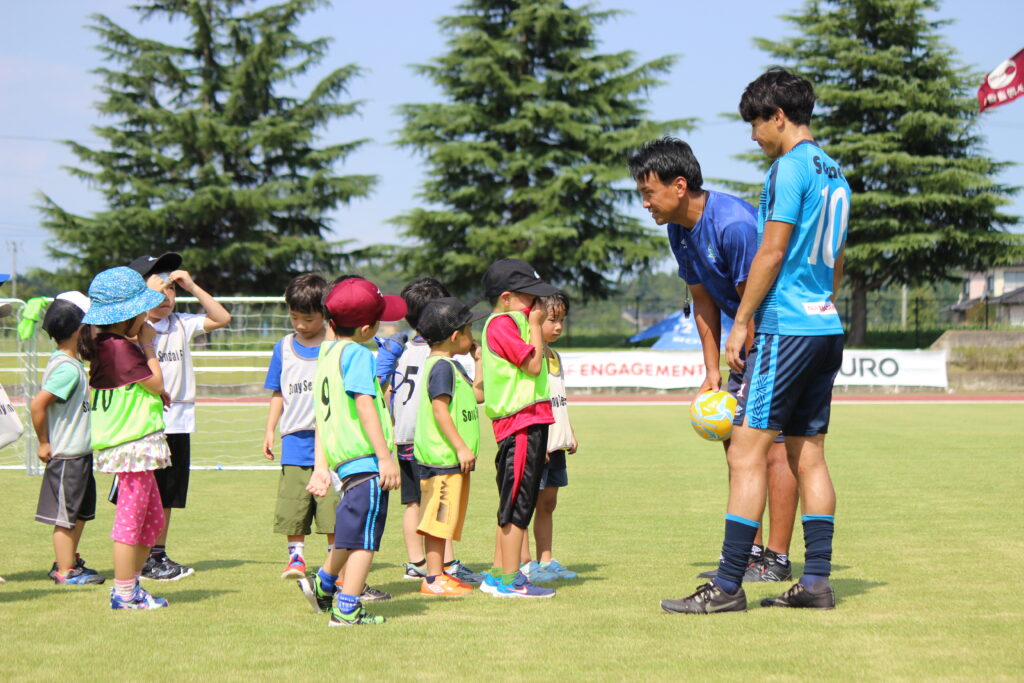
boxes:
[42,351,91,458]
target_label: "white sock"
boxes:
[288,542,305,559]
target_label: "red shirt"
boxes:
[485,312,554,442]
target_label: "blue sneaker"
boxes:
[541,559,578,580]
[480,572,500,595]
[493,572,556,599]
[521,561,560,583]
[55,567,106,585]
[110,583,169,610]
[445,560,484,584]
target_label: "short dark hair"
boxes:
[401,277,450,329]
[42,299,86,343]
[739,68,816,126]
[539,291,570,317]
[627,137,703,190]
[285,273,327,314]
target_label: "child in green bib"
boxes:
[411,297,486,597]
[81,267,171,610]
[478,258,560,599]
[299,276,407,627]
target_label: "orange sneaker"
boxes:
[281,554,306,579]
[420,575,472,597]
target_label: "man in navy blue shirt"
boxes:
[628,138,797,592]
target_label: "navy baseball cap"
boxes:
[417,297,488,344]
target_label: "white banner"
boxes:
[835,349,947,387]
[560,349,948,389]
[561,351,707,389]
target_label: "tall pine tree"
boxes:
[394,0,689,299]
[748,0,1019,345]
[39,0,374,294]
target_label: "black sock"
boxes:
[150,544,166,559]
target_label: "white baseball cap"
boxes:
[56,291,91,314]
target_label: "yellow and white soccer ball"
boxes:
[690,390,737,442]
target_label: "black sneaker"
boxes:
[140,554,164,580]
[160,554,194,579]
[697,557,760,580]
[760,579,835,609]
[745,549,792,583]
[360,584,392,602]
[141,554,194,581]
[661,582,747,614]
[297,574,334,613]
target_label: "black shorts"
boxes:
[733,333,844,436]
[333,475,389,552]
[35,455,97,528]
[397,446,421,505]
[495,423,549,529]
[154,433,191,508]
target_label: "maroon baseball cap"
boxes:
[324,278,407,328]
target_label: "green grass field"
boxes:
[1,403,1022,680]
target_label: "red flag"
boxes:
[978,48,1024,112]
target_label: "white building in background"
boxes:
[953,264,1024,326]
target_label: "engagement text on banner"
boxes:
[560,350,948,389]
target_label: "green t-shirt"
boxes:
[43,356,81,400]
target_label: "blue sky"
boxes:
[1,0,1022,277]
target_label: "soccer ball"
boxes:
[690,390,737,442]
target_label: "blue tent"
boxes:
[629,310,734,350]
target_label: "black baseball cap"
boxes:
[417,297,488,344]
[482,258,558,298]
[128,252,182,279]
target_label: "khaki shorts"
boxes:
[274,465,340,536]
[417,471,470,541]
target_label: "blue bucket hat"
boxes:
[82,267,166,326]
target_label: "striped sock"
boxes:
[114,579,135,600]
[337,592,360,614]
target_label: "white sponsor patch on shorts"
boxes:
[803,301,838,315]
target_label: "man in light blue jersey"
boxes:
[662,68,849,614]
[629,138,797,585]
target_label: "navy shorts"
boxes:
[733,333,844,436]
[726,371,784,444]
[539,450,568,489]
[333,476,389,552]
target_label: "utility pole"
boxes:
[4,241,17,299]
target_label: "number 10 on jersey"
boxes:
[808,186,849,267]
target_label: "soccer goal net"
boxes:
[0,296,346,472]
